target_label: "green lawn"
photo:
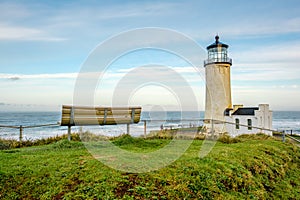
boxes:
[0,135,299,199]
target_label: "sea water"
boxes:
[0,111,299,140]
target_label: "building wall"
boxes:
[255,104,273,135]
[225,104,273,137]
[225,115,258,137]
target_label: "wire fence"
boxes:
[0,123,61,141]
[1,118,299,144]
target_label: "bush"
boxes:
[236,133,273,141]
[0,141,10,150]
[0,133,82,149]
[217,133,241,144]
[111,134,137,146]
[52,139,83,149]
[79,131,109,142]
[147,126,204,140]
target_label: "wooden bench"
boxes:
[61,105,142,140]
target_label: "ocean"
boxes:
[0,111,299,140]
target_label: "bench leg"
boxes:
[144,121,147,138]
[68,126,71,141]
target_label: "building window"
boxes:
[247,119,252,130]
[235,118,240,129]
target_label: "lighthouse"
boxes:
[204,35,232,134]
[203,35,273,136]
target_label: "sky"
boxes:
[0,0,300,111]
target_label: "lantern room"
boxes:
[204,35,232,66]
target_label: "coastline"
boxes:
[0,111,299,140]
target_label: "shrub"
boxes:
[79,131,109,142]
[0,133,82,149]
[111,134,137,146]
[52,139,83,149]
[236,133,273,141]
[0,141,10,150]
[218,133,241,144]
[147,126,204,140]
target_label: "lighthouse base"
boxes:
[203,119,228,136]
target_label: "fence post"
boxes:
[127,124,130,135]
[68,126,71,141]
[282,131,285,142]
[211,119,214,138]
[144,120,147,138]
[19,125,23,142]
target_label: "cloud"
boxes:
[0,2,32,20]
[14,1,182,41]
[232,65,300,81]
[9,76,20,81]
[49,1,180,22]
[234,41,300,64]
[94,2,180,20]
[225,40,300,81]
[232,85,300,110]
[0,23,66,41]
[117,66,203,75]
[1,1,299,43]
[220,18,300,38]
[0,2,66,41]
[0,103,60,112]
[0,73,78,80]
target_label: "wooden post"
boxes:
[127,124,130,135]
[144,120,147,138]
[211,119,214,138]
[282,131,285,142]
[19,125,23,142]
[68,126,71,141]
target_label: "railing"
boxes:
[204,57,232,66]
[286,134,300,143]
[0,123,60,141]
[141,119,204,138]
[0,119,299,143]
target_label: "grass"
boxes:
[111,134,171,152]
[289,134,300,140]
[147,126,206,140]
[0,133,81,150]
[0,134,299,199]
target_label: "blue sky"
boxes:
[0,0,300,111]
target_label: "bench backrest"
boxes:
[61,105,142,126]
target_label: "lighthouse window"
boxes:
[207,46,229,63]
[247,119,252,130]
[235,118,240,129]
[222,47,227,55]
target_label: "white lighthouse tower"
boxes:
[204,35,232,134]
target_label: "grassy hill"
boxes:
[0,134,299,199]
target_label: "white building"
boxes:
[224,104,273,136]
[203,36,273,137]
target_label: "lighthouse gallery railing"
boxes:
[204,57,232,65]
